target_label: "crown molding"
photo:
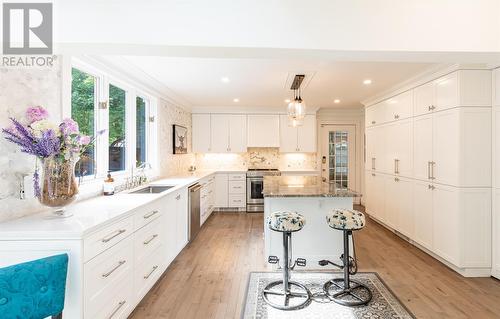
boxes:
[361,63,492,107]
[191,105,319,114]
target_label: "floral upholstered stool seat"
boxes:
[266,211,306,232]
[326,208,366,231]
[319,208,372,307]
[263,211,311,310]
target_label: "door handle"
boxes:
[427,161,431,180]
[430,161,435,180]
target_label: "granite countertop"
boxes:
[262,176,361,198]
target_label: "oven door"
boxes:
[247,177,264,204]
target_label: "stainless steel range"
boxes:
[246,169,281,212]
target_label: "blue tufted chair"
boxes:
[0,254,69,319]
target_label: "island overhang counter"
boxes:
[263,175,361,269]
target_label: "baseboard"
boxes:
[367,213,492,278]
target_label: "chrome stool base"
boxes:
[324,278,372,306]
[263,280,312,311]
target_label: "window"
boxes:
[136,96,148,166]
[69,61,157,181]
[108,84,127,172]
[71,68,96,176]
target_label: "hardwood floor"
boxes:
[130,209,500,319]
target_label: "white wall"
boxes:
[54,0,500,56]
[316,107,365,204]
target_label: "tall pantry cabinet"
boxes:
[364,69,492,277]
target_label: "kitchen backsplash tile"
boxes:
[195,148,317,171]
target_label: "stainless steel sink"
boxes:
[129,185,175,194]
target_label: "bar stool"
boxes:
[319,208,372,306]
[263,211,311,310]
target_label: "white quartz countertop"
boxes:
[0,171,217,241]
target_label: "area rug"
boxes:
[242,272,415,319]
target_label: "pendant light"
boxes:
[287,75,307,125]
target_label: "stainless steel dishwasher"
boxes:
[188,183,202,241]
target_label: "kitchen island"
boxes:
[263,175,360,269]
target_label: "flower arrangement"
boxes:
[2,106,102,203]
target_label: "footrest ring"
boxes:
[323,278,372,306]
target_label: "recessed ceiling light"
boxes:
[363,79,372,85]
[334,99,341,104]
[233,98,239,103]
[221,77,230,83]
[284,99,291,103]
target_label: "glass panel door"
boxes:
[321,125,356,191]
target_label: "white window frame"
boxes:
[65,57,158,184]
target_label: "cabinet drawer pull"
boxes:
[233,186,242,189]
[108,300,126,319]
[176,195,181,200]
[102,260,126,277]
[144,265,159,279]
[394,114,399,119]
[394,177,400,182]
[101,229,126,243]
[371,120,376,124]
[143,210,159,219]
[143,234,158,245]
[233,200,241,203]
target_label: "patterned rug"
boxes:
[242,272,415,319]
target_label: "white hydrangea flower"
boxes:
[30,119,60,138]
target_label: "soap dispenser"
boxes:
[103,171,115,196]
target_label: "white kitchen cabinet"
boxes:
[494,69,500,106]
[414,70,491,117]
[493,188,500,279]
[365,101,387,127]
[192,114,211,153]
[384,175,413,237]
[215,173,229,207]
[364,171,386,223]
[367,125,387,173]
[173,188,188,253]
[414,81,435,117]
[279,114,316,152]
[386,90,413,121]
[247,114,280,147]
[229,115,247,152]
[412,179,433,250]
[432,183,460,265]
[209,115,229,153]
[364,67,493,277]
[210,114,247,153]
[413,107,491,187]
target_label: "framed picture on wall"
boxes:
[173,125,188,154]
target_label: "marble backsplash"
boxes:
[195,148,317,171]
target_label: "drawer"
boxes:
[228,180,245,194]
[84,236,133,317]
[228,173,246,181]
[135,245,164,301]
[228,194,246,207]
[134,217,163,264]
[133,200,163,231]
[86,275,134,319]
[84,216,133,262]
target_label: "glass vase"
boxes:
[39,156,79,217]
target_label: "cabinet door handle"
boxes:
[430,161,435,180]
[176,195,181,200]
[394,114,399,119]
[371,173,376,177]
[371,157,376,170]
[143,210,159,219]
[394,177,400,182]
[428,184,435,190]
[108,300,126,319]
[371,120,376,125]
[144,265,159,279]
[102,260,126,277]
[427,161,432,180]
[394,159,400,174]
[101,229,126,243]
[143,234,158,245]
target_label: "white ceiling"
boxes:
[120,56,435,109]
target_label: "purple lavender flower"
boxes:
[36,129,61,157]
[60,118,79,135]
[25,106,49,124]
